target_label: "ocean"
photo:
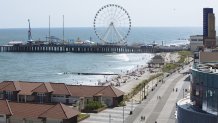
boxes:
[0,27,201,85]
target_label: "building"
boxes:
[189,35,218,51]
[189,35,204,51]
[148,55,165,67]
[177,8,218,123]
[203,8,216,49]
[203,8,213,37]
[0,100,79,123]
[0,81,124,108]
[199,51,218,63]
[177,60,218,123]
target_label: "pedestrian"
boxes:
[173,88,174,92]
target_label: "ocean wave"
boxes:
[106,54,130,61]
[57,72,64,75]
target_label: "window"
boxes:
[192,39,197,41]
[199,39,203,41]
[196,89,199,96]
[37,93,45,96]
[37,93,45,103]
[5,91,13,100]
[0,91,3,99]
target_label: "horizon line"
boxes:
[0,26,204,29]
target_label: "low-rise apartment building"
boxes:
[0,81,124,108]
[0,100,79,123]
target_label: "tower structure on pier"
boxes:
[28,19,33,41]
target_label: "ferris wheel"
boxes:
[94,4,131,45]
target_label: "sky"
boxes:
[0,0,217,28]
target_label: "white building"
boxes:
[189,35,218,51]
[189,35,204,51]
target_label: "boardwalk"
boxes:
[126,64,190,123]
[80,63,191,123]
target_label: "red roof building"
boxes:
[0,81,124,107]
[0,100,79,123]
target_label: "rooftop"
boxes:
[193,63,218,74]
[0,81,124,98]
[0,100,79,119]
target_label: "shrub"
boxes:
[85,101,104,110]
[118,100,126,107]
[162,63,178,72]
[78,113,90,122]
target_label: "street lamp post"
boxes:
[109,114,111,123]
[183,89,184,98]
[139,89,141,103]
[144,83,146,99]
[152,81,154,91]
[130,99,133,115]
[147,85,149,96]
[141,86,143,101]
[123,106,125,123]
[156,78,158,87]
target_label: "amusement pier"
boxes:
[0,4,188,53]
[0,43,186,53]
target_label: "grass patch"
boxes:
[162,51,191,73]
[126,73,163,100]
[178,51,192,63]
[162,63,178,73]
[78,113,90,122]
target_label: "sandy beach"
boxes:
[101,52,180,95]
